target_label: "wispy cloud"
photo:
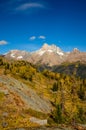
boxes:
[16,3,45,11]
[38,35,46,40]
[0,40,8,45]
[29,36,36,41]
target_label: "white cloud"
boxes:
[0,40,8,45]
[29,36,36,41]
[38,35,46,39]
[16,3,44,11]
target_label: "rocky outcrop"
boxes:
[0,76,51,113]
[30,117,47,125]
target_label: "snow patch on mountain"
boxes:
[17,56,23,59]
[37,50,45,56]
[10,53,15,58]
[57,52,64,56]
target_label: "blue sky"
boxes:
[0,0,86,54]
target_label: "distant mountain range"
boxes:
[4,43,86,66]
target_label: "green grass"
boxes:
[0,92,4,101]
[24,108,48,119]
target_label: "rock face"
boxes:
[65,48,86,63]
[0,75,51,113]
[30,117,47,125]
[4,43,86,66]
[27,43,66,66]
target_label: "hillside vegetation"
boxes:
[0,57,86,129]
[52,62,86,79]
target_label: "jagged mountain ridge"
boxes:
[4,43,86,66]
[34,43,64,56]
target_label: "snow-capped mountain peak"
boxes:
[36,43,64,56]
